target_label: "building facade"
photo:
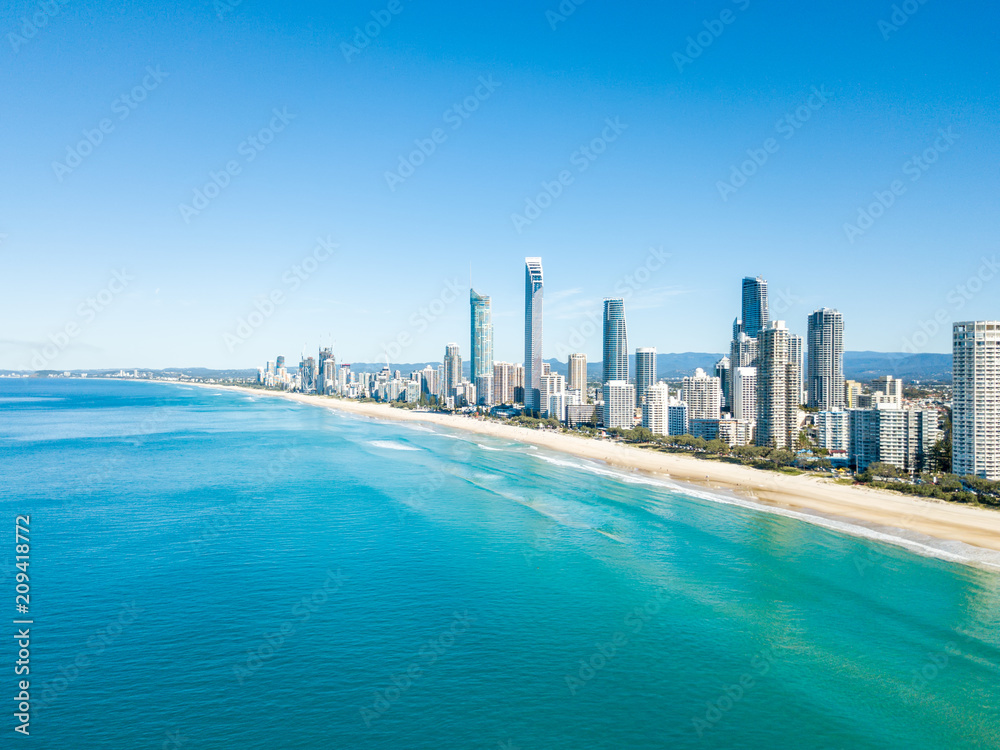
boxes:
[807,308,845,410]
[953,321,1000,479]
[681,368,722,420]
[524,258,544,413]
[635,347,657,407]
[602,380,635,429]
[602,298,628,385]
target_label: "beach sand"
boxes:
[186,383,1000,563]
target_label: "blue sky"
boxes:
[1,0,998,370]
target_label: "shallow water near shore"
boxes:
[3,378,1000,749]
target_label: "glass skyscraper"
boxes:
[524,258,544,413]
[740,276,769,339]
[470,289,493,383]
[602,298,628,385]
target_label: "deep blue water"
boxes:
[1,378,999,749]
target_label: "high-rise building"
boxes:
[807,308,845,410]
[602,298,628,384]
[524,258,544,413]
[741,276,769,338]
[844,379,862,409]
[756,321,801,449]
[871,375,903,408]
[568,353,587,395]
[540,372,566,420]
[493,362,515,405]
[728,332,758,411]
[733,366,757,423]
[953,321,1000,479]
[299,356,317,393]
[681,368,722,420]
[789,333,804,405]
[602,381,635,429]
[443,343,462,397]
[668,398,690,436]
[849,405,940,473]
[816,410,849,453]
[470,289,493,390]
[642,383,671,435]
[635,348,657,407]
[513,362,525,404]
[715,356,731,411]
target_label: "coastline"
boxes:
[181,381,1000,566]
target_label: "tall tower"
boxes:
[635,347,657,407]
[602,298,628,384]
[953,321,1000,479]
[756,321,800,449]
[470,288,493,383]
[443,343,462,397]
[524,258,544,412]
[568,353,587,395]
[807,308,844,410]
[741,276,769,339]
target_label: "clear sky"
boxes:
[2,0,998,370]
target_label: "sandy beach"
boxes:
[184,382,1000,563]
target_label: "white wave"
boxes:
[476,443,503,452]
[528,449,1000,572]
[367,440,421,451]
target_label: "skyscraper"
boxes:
[741,276,769,338]
[443,343,462,398]
[635,348,657,407]
[807,308,845,410]
[602,298,628,384]
[524,258,544,413]
[470,289,493,385]
[602,381,635,429]
[568,353,587,395]
[681,368,722,420]
[953,321,1000,480]
[756,321,801,449]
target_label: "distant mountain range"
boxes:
[4,351,955,383]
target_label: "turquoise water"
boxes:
[2,379,999,749]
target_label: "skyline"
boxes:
[3,1,999,370]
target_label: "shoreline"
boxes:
[180,381,1000,568]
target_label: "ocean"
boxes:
[2,378,999,749]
